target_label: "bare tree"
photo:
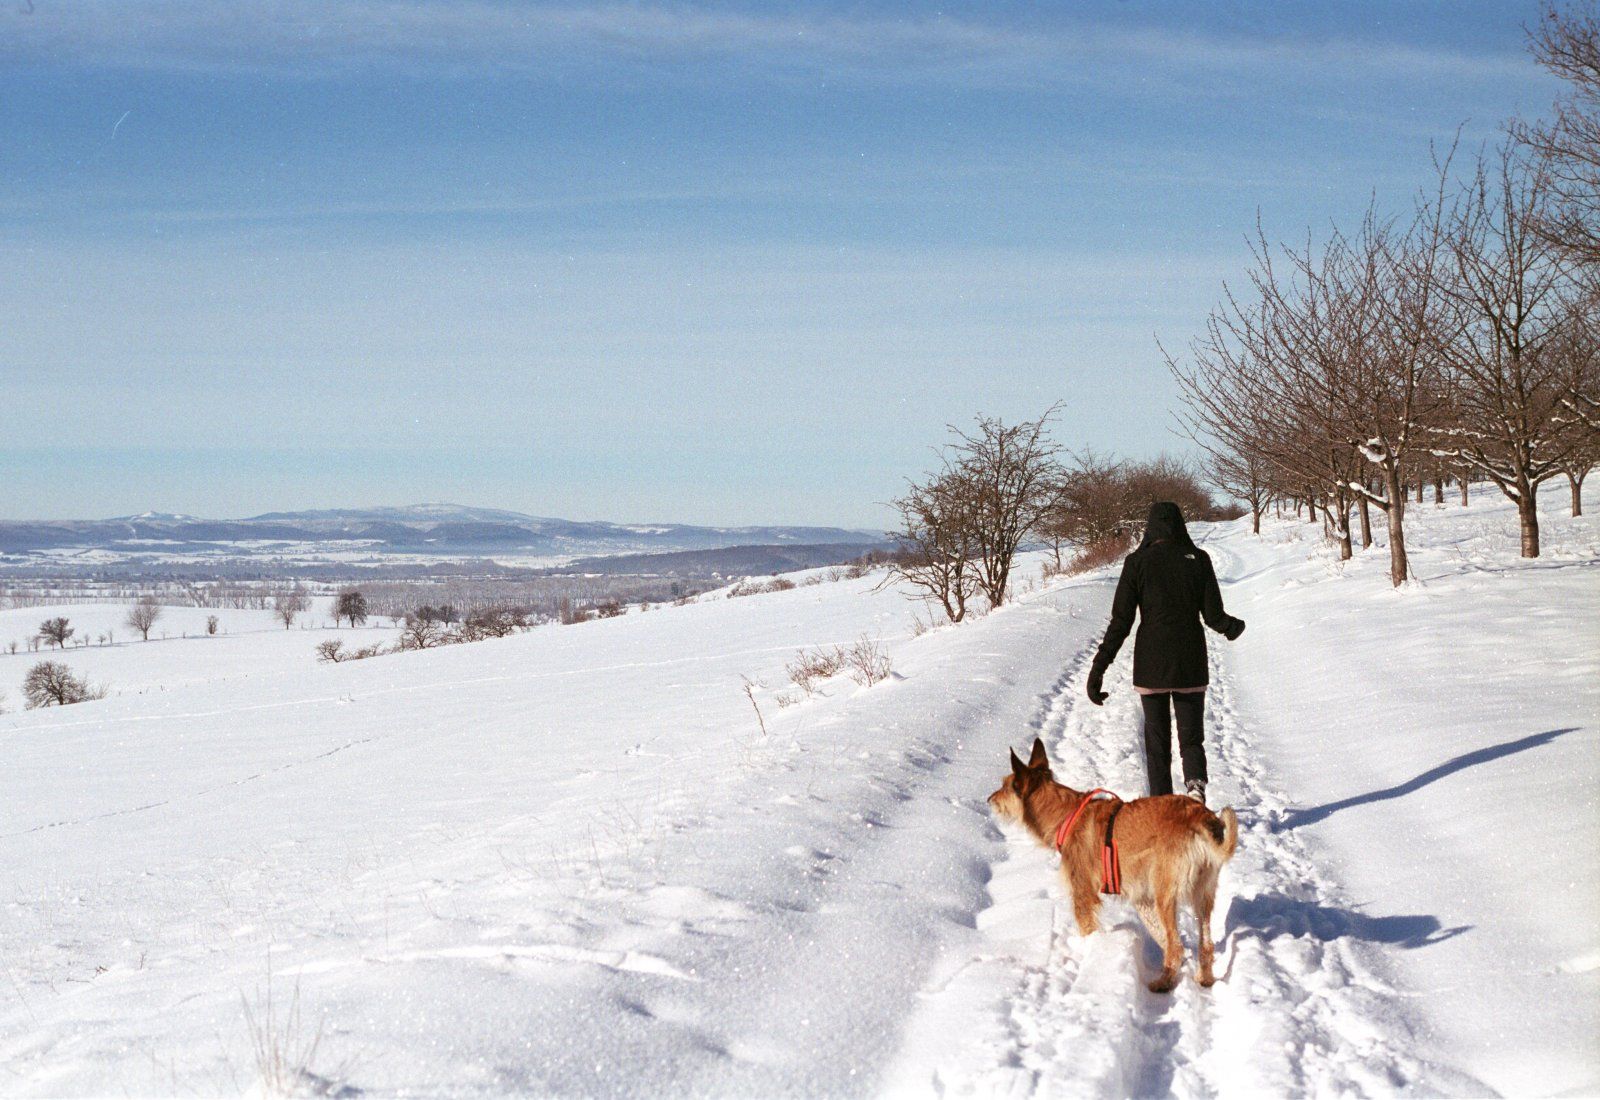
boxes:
[126,597,162,641]
[399,614,449,650]
[23,661,99,707]
[1514,1,1600,264]
[274,588,309,629]
[1432,147,1581,556]
[334,590,368,629]
[1203,446,1273,534]
[885,468,981,623]
[949,408,1066,608]
[37,616,73,649]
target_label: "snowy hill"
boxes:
[0,487,1594,1097]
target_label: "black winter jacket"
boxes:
[1090,503,1244,690]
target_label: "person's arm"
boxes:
[1087,557,1137,703]
[1199,552,1245,640]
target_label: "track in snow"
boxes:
[890,546,1489,1098]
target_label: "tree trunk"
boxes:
[1331,491,1352,561]
[1357,493,1372,549]
[1251,507,1261,535]
[1414,479,1424,504]
[1460,477,1469,506]
[1517,480,1541,558]
[1433,478,1444,505]
[1382,464,1408,587]
[1571,471,1585,517]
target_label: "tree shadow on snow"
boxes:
[1222,893,1469,952]
[1276,727,1578,831]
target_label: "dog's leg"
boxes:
[1147,877,1183,994]
[1063,861,1101,937]
[1191,871,1218,987]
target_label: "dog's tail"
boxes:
[1201,806,1239,863]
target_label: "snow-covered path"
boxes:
[887,494,1597,1099]
[885,544,1483,1098]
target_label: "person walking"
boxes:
[1085,501,1245,803]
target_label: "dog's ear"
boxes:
[1029,737,1049,770]
[1010,748,1028,778]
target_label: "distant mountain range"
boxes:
[0,503,886,565]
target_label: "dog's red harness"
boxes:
[1054,788,1125,895]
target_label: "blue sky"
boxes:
[0,1,1561,527]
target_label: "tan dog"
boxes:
[988,737,1239,991]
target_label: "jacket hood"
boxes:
[1138,501,1197,551]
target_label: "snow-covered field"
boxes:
[1,487,1595,1097]
[0,602,393,704]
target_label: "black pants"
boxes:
[1140,691,1206,795]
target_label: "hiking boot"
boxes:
[1185,778,1207,805]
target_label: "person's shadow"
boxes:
[1276,727,1577,831]
[1223,893,1469,951]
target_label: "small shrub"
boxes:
[787,645,847,696]
[23,661,104,708]
[400,616,450,649]
[1065,533,1131,576]
[672,595,697,607]
[801,575,824,587]
[318,639,390,662]
[206,615,220,636]
[594,599,625,618]
[844,636,892,686]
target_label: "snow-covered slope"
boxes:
[1,488,1594,1097]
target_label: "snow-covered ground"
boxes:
[0,487,1594,1097]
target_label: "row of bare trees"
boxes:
[1167,5,1600,585]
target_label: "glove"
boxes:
[1086,666,1109,706]
[1224,618,1246,641]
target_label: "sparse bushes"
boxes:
[23,661,104,708]
[126,596,162,641]
[785,636,893,695]
[205,614,220,636]
[593,599,626,618]
[842,636,892,686]
[1064,532,1132,576]
[398,615,449,650]
[37,616,73,649]
[728,577,797,599]
[458,606,530,640]
[316,639,387,663]
[787,645,847,696]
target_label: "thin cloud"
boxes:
[1,1,1538,86]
